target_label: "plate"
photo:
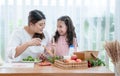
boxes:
[12,60,42,63]
[21,60,41,63]
[38,61,51,66]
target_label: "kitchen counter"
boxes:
[0,63,115,76]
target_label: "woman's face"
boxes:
[31,19,45,34]
[57,20,67,36]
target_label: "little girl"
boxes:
[46,16,77,56]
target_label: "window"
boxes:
[0,0,115,71]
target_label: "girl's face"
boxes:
[57,20,67,36]
[31,19,45,34]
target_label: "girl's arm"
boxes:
[44,38,55,57]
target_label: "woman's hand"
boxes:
[28,38,41,46]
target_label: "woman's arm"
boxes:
[15,38,41,57]
[7,29,41,59]
[15,42,29,57]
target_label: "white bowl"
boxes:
[30,46,44,53]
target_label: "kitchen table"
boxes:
[0,63,115,76]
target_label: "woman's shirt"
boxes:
[47,36,77,56]
[7,27,49,61]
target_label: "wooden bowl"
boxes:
[74,50,99,60]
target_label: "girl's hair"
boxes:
[54,16,76,46]
[28,10,46,40]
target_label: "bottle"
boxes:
[68,45,75,56]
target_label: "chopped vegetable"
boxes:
[22,56,40,62]
[47,56,63,63]
[87,58,105,67]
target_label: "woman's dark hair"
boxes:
[28,10,46,40]
[54,16,76,47]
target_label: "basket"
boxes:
[74,51,99,60]
[54,60,88,69]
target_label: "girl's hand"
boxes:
[45,47,56,57]
[43,46,54,57]
[39,53,46,62]
[27,38,41,46]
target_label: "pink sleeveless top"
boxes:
[47,36,77,56]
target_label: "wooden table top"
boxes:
[0,63,115,76]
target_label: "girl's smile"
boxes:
[57,20,67,36]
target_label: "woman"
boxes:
[7,10,49,61]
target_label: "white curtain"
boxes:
[115,0,120,40]
[0,0,115,68]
